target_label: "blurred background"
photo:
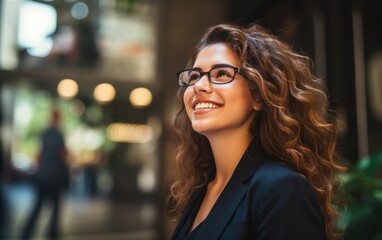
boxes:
[0,0,381,239]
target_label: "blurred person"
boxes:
[83,163,98,196]
[22,108,69,239]
[168,23,347,240]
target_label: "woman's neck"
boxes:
[207,130,253,187]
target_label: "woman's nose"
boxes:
[193,75,212,93]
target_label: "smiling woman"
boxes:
[182,43,259,138]
[167,23,347,240]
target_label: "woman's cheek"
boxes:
[183,89,193,113]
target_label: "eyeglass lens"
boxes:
[179,67,236,86]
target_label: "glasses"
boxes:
[177,64,239,87]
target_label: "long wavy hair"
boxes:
[167,23,347,239]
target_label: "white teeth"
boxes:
[194,102,220,110]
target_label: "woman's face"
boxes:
[183,43,261,137]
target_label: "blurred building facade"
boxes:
[1,0,381,239]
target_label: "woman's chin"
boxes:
[191,123,215,135]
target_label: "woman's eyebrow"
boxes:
[191,63,234,71]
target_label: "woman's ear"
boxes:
[252,98,262,111]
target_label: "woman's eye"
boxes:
[189,73,200,81]
[216,70,231,78]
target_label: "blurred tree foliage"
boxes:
[339,152,382,240]
[115,0,137,13]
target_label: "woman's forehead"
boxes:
[193,43,239,68]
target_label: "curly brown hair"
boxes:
[167,23,347,239]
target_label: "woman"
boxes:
[168,23,346,240]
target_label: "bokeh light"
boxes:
[129,87,152,108]
[106,122,154,143]
[93,83,116,103]
[71,2,89,20]
[18,1,57,57]
[69,99,85,117]
[57,78,79,99]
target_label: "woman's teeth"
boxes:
[194,102,220,110]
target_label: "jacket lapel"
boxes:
[171,185,206,240]
[194,139,266,239]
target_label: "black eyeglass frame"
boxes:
[177,64,240,87]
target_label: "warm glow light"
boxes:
[106,123,154,143]
[129,87,152,108]
[57,79,79,98]
[66,127,104,166]
[93,83,116,103]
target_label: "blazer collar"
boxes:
[194,138,266,239]
[171,185,207,240]
[232,138,268,183]
[172,138,267,240]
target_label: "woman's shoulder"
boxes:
[246,160,321,222]
[250,160,314,195]
[246,161,326,239]
[257,160,302,177]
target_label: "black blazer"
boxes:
[171,140,326,240]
